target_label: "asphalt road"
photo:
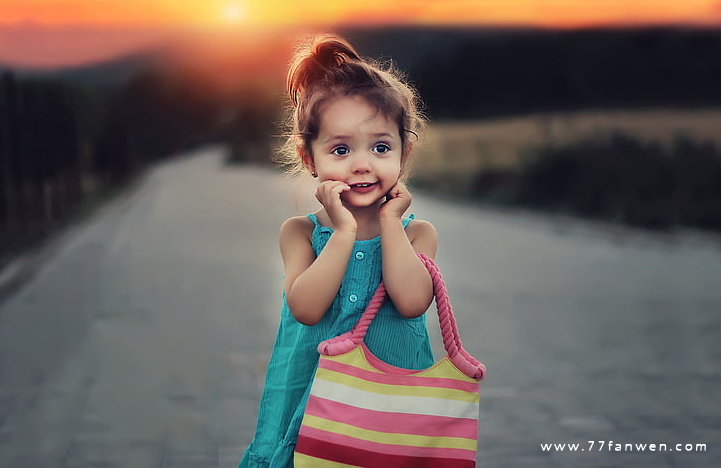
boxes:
[1,146,719,468]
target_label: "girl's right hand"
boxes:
[315,180,357,234]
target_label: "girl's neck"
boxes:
[348,204,382,241]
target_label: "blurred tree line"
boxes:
[470,135,721,230]
[344,26,721,118]
[1,73,81,255]
[0,60,279,262]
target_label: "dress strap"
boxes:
[306,213,320,226]
[306,213,332,235]
[402,213,415,229]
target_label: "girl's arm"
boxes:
[380,216,438,318]
[379,182,438,319]
[279,217,355,325]
[280,180,358,326]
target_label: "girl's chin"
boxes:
[341,193,386,209]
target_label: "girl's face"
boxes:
[304,95,406,208]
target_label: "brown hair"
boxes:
[275,33,426,179]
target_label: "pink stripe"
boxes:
[305,396,478,439]
[299,426,476,461]
[319,356,479,393]
[296,436,476,468]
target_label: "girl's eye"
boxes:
[373,143,391,154]
[332,146,349,156]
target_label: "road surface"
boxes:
[1,146,719,467]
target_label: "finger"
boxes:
[334,184,351,194]
[317,184,340,204]
[321,180,346,190]
[394,184,410,199]
[319,182,341,197]
[328,185,350,198]
[387,182,404,197]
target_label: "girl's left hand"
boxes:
[379,182,412,220]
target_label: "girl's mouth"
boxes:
[349,182,378,193]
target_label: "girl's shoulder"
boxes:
[405,217,437,239]
[278,215,315,244]
[406,217,438,257]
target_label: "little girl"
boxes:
[239,33,438,468]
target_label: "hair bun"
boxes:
[287,34,361,107]
[311,36,360,68]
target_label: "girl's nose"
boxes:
[351,154,371,174]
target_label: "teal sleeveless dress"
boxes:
[239,213,434,468]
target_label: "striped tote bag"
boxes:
[294,253,486,468]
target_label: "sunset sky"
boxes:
[2,0,721,67]
[2,0,721,27]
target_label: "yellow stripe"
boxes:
[294,452,363,468]
[428,358,481,382]
[329,347,479,383]
[302,414,477,451]
[315,367,479,403]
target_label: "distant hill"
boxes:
[338,26,721,119]
[4,25,721,118]
[5,47,168,87]
[3,27,293,97]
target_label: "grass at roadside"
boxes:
[410,108,721,231]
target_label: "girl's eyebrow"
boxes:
[322,132,396,144]
[322,135,352,144]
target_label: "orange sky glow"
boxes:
[2,0,721,27]
[1,1,720,68]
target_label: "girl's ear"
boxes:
[299,147,316,176]
[400,142,414,179]
[404,141,414,159]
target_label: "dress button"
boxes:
[355,251,365,260]
[349,294,358,303]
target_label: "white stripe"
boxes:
[310,378,479,420]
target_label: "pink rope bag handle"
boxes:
[318,252,486,380]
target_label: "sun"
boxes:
[222,3,245,23]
